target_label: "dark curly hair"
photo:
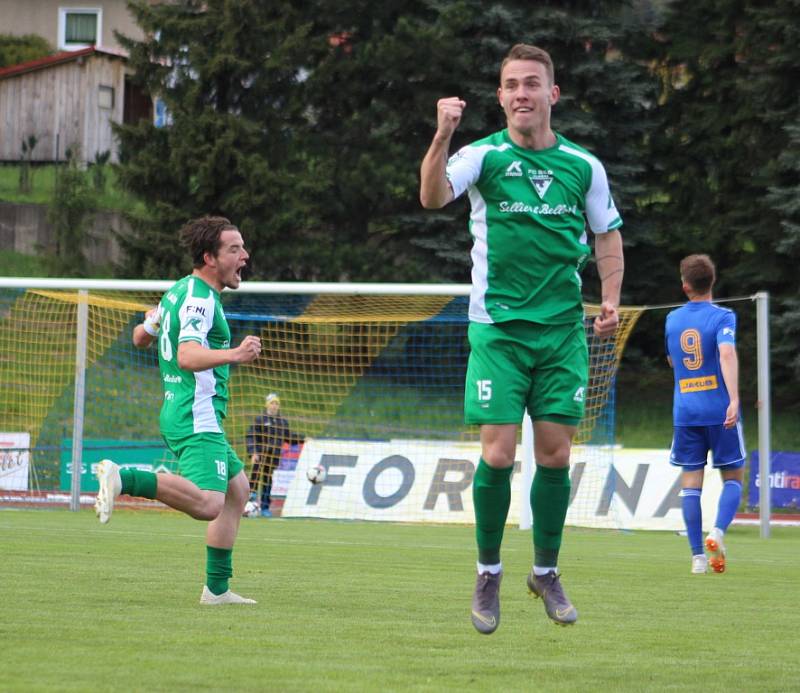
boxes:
[179,216,239,268]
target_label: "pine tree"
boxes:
[113,0,315,278]
[746,1,800,396]
[301,0,660,283]
[649,0,800,401]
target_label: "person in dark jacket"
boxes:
[246,393,304,517]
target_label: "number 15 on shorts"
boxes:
[477,379,492,402]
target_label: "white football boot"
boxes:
[94,459,121,524]
[200,586,257,605]
[691,554,708,574]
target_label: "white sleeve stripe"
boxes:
[446,143,511,200]
[558,144,622,233]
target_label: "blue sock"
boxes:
[680,488,703,555]
[715,479,742,532]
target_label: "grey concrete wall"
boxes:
[0,201,127,267]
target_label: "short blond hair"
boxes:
[500,44,555,85]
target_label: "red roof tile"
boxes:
[0,46,127,80]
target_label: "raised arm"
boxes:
[593,230,625,337]
[419,97,465,209]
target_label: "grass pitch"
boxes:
[1,509,796,692]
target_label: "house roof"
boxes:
[0,46,128,81]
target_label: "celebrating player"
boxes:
[665,254,745,575]
[94,215,262,605]
[420,44,624,633]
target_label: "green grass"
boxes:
[1,509,796,692]
[0,163,144,212]
[0,248,49,277]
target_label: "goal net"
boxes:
[0,280,641,527]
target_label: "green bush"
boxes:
[0,33,52,68]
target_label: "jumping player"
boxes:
[420,43,625,633]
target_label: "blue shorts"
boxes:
[669,422,746,471]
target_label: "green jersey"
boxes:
[446,129,622,325]
[153,275,232,437]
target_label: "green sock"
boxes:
[473,458,513,565]
[119,468,158,499]
[531,464,571,567]
[206,546,233,596]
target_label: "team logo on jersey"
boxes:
[183,317,203,332]
[722,327,735,337]
[447,151,465,166]
[528,169,554,199]
[505,161,523,177]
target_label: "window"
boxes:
[58,8,102,50]
[98,85,114,109]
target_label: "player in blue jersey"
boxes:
[665,254,745,574]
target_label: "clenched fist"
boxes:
[235,335,262,363]
[436,97,466,140]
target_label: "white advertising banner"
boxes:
[0,432,30,491]
[272,469,295,497]
[282,439,722,531]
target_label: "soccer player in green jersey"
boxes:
[94,215,262,605]
[420,44,624,633]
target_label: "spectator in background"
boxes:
[246,393,304,517]
[665,254,745,575]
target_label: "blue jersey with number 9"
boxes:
[665,301,736,426]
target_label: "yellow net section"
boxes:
[0,286,643,524]
[578,305,643,445]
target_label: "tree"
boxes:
[46,147,93,277]
[299,0,661,283]
[747,1,800,398]
[646,0,800,403]
[18,135,38,194]
[0,33,51,68]
[113,0,317,279]
[114,1,660,283]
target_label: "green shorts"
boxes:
[464,320,588,426]
[162,431,244,493]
